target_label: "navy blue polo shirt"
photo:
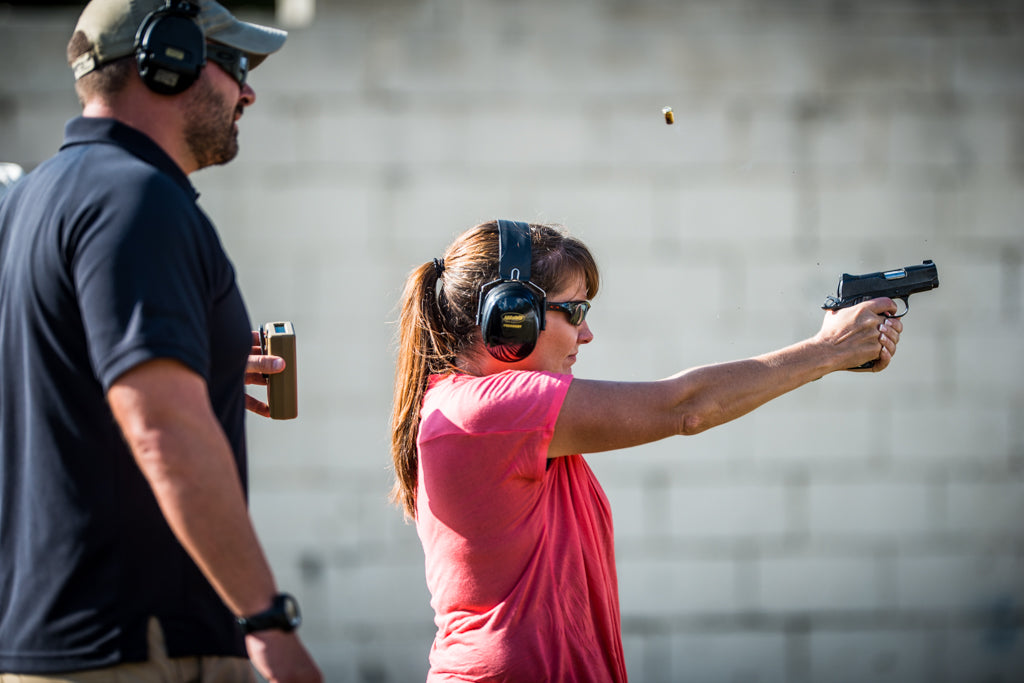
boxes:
[0,117,252,672]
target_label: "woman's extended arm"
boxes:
[548,297,902,457]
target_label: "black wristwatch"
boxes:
[237,592,302,634]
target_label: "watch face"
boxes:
[283,594,301,627]
[239,593,302,634]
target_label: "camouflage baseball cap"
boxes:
[71,0,286,80]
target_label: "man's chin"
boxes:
[216,145,239,166]
[199,140,240,169]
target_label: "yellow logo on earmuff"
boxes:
[501,312,526,329]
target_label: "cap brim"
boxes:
[204,20,286,70]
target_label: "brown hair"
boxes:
[67,30,134,106]
[389,221,600,519]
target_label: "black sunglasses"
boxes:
[546,300,591,326]
[207,44,249,88]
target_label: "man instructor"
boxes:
[0,1,321,681]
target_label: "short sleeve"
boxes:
[418,371,573,532]
[71,173,213,389]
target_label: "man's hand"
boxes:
[246,631,323,683]
[246,330,285,417]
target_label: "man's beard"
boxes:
[183,78,240,169]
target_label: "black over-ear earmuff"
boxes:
[135,1,206,95]
[476,220,547,362]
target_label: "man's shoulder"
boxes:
[60,117,195,201]
[60,146,196,226]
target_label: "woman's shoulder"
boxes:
[423,370,573,433]
[430,370,571,402]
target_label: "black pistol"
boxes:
[822,260,939,369]
[822,259,939,318]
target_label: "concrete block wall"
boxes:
[1,1,1022,680]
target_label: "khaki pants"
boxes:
[0,618,256,683]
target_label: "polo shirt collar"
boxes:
[61,116,198,200]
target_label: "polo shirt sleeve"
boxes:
[70,172,213,390]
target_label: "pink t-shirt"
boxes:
[416,370,627,682]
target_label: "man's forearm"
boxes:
[109,359,278,617]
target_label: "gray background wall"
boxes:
[2,0,1023,681]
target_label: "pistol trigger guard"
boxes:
[888,297,910,318]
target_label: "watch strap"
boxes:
[237,592,301,634]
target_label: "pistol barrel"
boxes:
[823,259,939,311]
[838,260,938,302]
